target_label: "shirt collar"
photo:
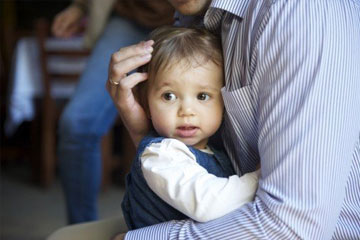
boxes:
[204,0,250,32]
[174,0,251,29]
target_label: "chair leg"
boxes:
[40,97,56,188]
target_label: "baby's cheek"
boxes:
[206,112,223,134]
[152,116,172,137]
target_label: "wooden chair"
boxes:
[34,18,135,188]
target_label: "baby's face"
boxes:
[147,59,224,149]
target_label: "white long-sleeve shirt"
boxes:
[140,138,259,222]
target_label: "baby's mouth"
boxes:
[175,126,199,138]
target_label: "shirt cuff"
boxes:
[125,221,176,240]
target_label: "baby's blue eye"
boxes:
[162,92,176,101]
[197,93,210,101]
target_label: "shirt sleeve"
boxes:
[140,138,259,222]
[125,1,360,239]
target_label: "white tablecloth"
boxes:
[5,36,88,135]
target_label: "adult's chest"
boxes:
[220,12,261,174]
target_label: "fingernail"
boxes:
[145,46,153,53]
[144,40,154,47]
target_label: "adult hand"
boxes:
[51,4,84,38]
[106,40,154,147]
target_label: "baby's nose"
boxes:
[178,100,195,116]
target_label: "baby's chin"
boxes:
[174,137,207,150]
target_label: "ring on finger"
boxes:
[109,77,120,85]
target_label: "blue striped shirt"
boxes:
[126,0,360,239]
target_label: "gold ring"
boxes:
[109,78,120,85]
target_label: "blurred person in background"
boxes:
[52,0,174,224]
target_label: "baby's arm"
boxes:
[141,139,259,222]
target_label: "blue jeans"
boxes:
[58,16,151,224]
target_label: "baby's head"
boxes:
[139,26,224,149]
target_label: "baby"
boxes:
[121,26,259,230]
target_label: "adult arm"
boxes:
[106,40,154,147]
[141,139,259,222]
[125,1,360,239]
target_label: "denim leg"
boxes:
[58,16,151,224]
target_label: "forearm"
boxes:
[119,112,147,148]
[125,199,300,239]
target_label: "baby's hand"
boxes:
[106,40,154,146]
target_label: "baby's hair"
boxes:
[138,26,223,113]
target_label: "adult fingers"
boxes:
[62,23,80,38]
[52,14,65,37]
[107,72,148,98]
[117,72,149,90]
[109,53,152,85]
[53,15,74,37]
[52,6,82,37]
[111,40,154,64]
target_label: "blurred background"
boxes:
[1,1,135,239]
